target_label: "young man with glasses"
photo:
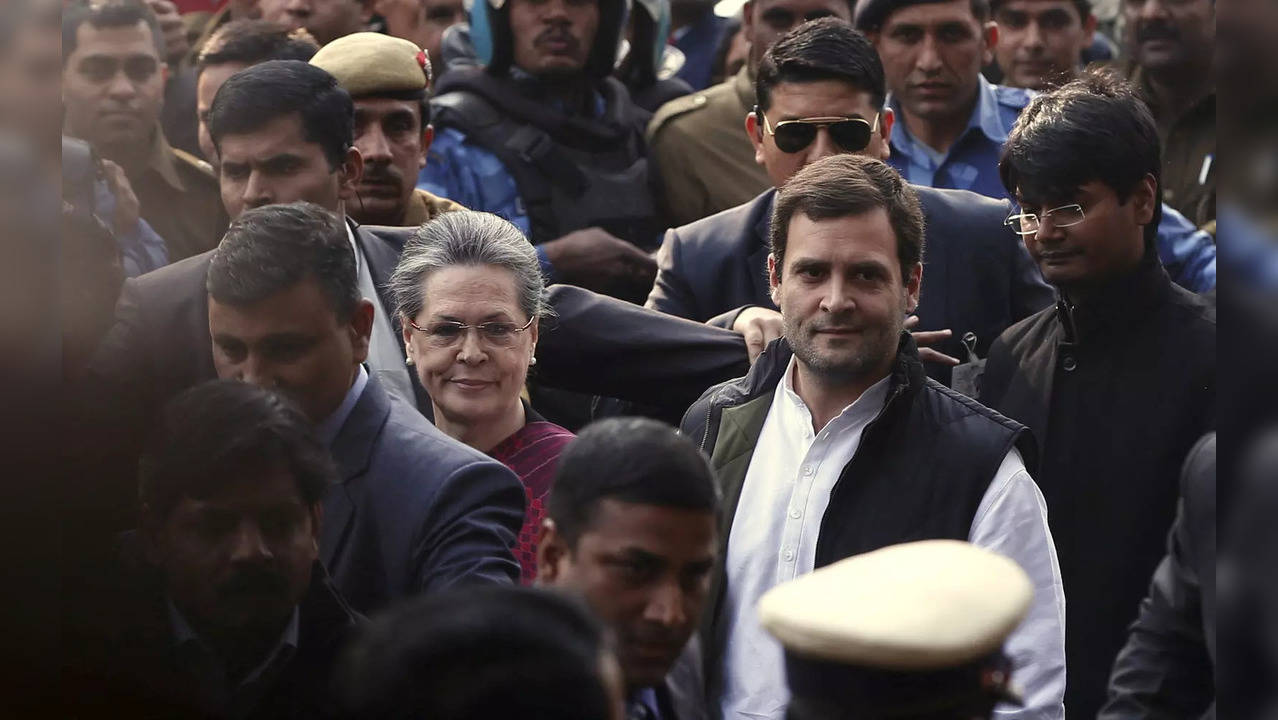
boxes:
[979,71,1216,720]
[645,17,1053,386]
[62,0,227,262]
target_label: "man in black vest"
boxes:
[979,70,1216,720]
[418,0,660,302]
[681,154,1065,720]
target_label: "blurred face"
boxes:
[742,0,853,69]
[1015,178,1156,290]
[508,0,601,78]
[994,0,1095,89]
[350,97,431,226]
[873,0,996,127]
[210,277,374,423]
[62,21,168,155]
[769,209,920,384]
[216,113,362,219]
[147,463,321,639]
[0,14,63,152]
[260,0,371,45]
[376,0,466,68]
[196,62,247,166]
[404,265,539,432]
[538,500,718,690]
[1122,0,1214,74]
[747,79,893,189]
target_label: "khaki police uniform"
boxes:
[129,129,227,262]
[647,65,771,228]
[1126,63,1216,229]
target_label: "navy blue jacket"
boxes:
[322,375,524,614]
[646,187,1055,384]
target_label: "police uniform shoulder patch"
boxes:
[172,148,216,180]
[647,92,712,139]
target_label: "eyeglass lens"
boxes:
[774,120,873,154]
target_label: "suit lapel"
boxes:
[320,376,393,567]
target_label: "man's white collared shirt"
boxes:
[717,357,1066,720]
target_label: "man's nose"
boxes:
[1138,0,1171,21]
[807,126,842,164]
[105,69,138,99]
[358,126,393,164]
[284,0,311,14]
[821,279,857,314]
[243,171,274,209]
[229,521,273,564]
[1024,20,1045,47]
[238,355,273,388]
[915,35,944,72]
[541,0,570,21]
[643,581,688,628]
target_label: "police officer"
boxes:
[310,32,463,228]
[759,540,1033,720]
[417,0,659,303]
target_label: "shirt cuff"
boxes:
[535,244,557,284]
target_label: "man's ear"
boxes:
[877,108,895,161]
[741,0,756,35]
[535,519,568,585]
[338,146,364,201]
[419,124,435,170]
[746,112,766,166]
[768,252,782,306]
[904,262,923,314]
[982,22,999,65]
[349,298,376,364]
[1132,173,1158,226]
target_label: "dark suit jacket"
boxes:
[322,375,525,613]
[645,187,1055,384]
[75,556,359,719]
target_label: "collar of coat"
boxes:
[1055,254,1173,343]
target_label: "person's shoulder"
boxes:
[673,190,770,244]
[993,83,1035,112]
[131,249,214,297]
[647,80,737,140]
[913,184,1010,218]
[416,187,467,215]
[993,303,1059,353]
[379,397,510,475]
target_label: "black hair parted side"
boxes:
[207,59,353,169]
[207,201,360,320]
[196,19,320,74]
[999,68,1162,247]
[756,18,887,114]
[547,417,721,547]
[138,380,336,520]
[337,585,617,719]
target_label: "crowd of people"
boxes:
[45,0,1218,715]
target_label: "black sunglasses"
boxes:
[77,55,160,84]
[757,108,881,154]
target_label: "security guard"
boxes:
[759,540,1033,720]
[310,32,463,228]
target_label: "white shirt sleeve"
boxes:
[968,447,1067,720]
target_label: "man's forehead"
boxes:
[217,115,322,157]
[996,0,1081,15]
[883,0,980,27]
[73,21,159,58]
[757,0,854,20]
[353,96,422,117]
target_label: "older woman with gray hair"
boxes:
[392,211,574,583]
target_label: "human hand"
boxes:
[732,306,784,363]
[904,315,959,366]
[101,159,141,237]
[541,227,657,299]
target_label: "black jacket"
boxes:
[682,334,1033,701]
[646,187,1054,384]
[1101,432,1216,719]
[980,257,1216,720]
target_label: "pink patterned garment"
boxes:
[488,418,575,584]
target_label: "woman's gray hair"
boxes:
[390,210,552,323]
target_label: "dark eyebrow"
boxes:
[607,547,667,565]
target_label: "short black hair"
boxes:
[989,0,1091,23]
[756,18,886,114]
[138,380,335,520]
[207,201,360,319]
[62,0,165,64]
[853,0,990,33]
[207,59,353,169]
[999,69,1162,248]
[547,418,720,547]
[337,585,617,719]
[196,19,319,76]
[771,154,925,277]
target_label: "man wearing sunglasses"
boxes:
[978,71,1215,720]
[646,18,1052,385]
[62,0,227,263]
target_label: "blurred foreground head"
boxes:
[337,585,626,719]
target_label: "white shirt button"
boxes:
[783,548,795,561]
[802,465,814,476]
[789,508,802,519]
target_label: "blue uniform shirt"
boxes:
[887,76,1216,292]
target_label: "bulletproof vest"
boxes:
[431,81,660,249]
